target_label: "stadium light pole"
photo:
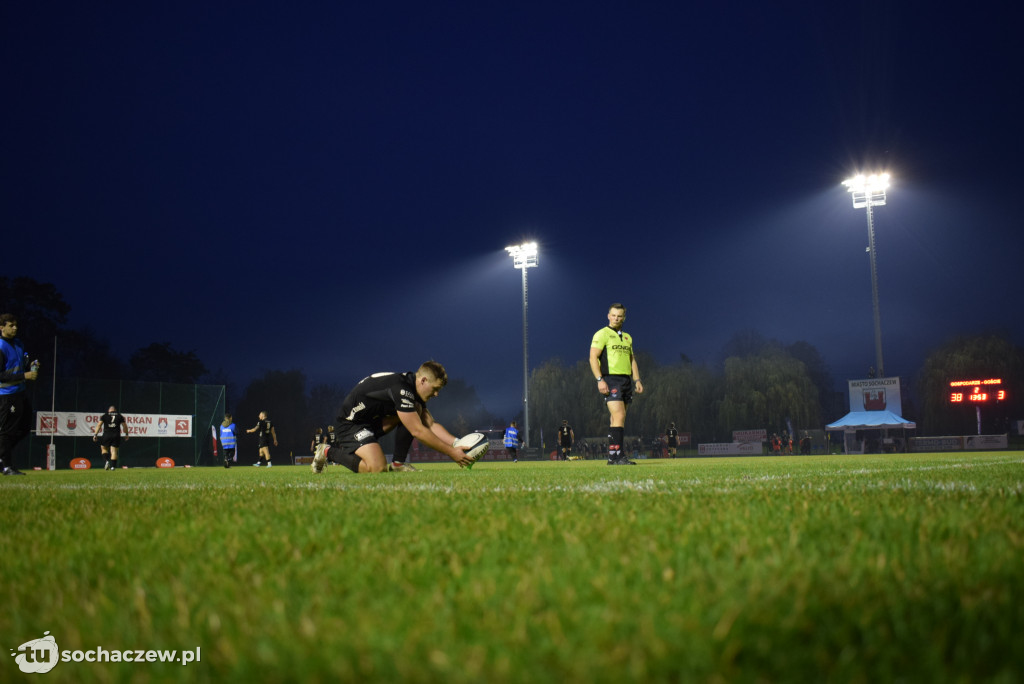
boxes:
[842,172,890,378]
[505,242,538,448]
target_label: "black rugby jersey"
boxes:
[100,411,126,436]
[338,372,422,428]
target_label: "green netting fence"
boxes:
[14,379,225,469]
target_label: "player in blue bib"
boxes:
[219,413,239,468]
[0,314,39,475]
[504,421,520,462]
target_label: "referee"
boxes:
[589,303,644,465]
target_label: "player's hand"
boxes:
[24,370,39,381]
[634,379,644,394]
[597,378,610,395]
[451,446,474,468]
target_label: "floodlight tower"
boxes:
[505,242,538,448]
[842,173,890,378]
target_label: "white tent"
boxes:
[826,410,916,430]
[826,410,916,454]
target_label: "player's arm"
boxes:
[590,346,610,395]
[429,421,459,451]
[396,409,473,467]
[121,416,129,439]
[0,350,32,383]
[271,426,278,446]
[417,407,459,447]
[246,424,258,433]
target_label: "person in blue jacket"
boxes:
[504,421,521,462]
[219,413,239,468]
[0,313,39,476]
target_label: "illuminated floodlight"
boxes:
[505,242,539,269]
[843,173,890,208]
[842,172,892,377]
[506,241,539,447]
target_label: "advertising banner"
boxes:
[698,442,762,456]
[909,436,964,452]
[733,429,767,442]
[848,377,903,414]
[964,435,1009,450]
[36,412,193,438]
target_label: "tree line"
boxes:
[524,332,839,447]
[3,276,497,458]
[5,277,1021,456]
[523,331,1022,447]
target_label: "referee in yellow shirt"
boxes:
[589,303,644,465]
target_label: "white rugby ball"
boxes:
[454,433,489,461]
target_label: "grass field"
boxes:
[3,452,1024,683]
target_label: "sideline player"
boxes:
[311,361,475,474]
[666,422,679,458]
[558,419,575,460]
[589,303,644,465]
[0,313,38,475]
[504,420,520,462]
[247,411,278,467]
[93,405,129,470]
[310,426,325,454]
[219,413,239,468]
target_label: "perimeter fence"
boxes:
[14,378,225,469]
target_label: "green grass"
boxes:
[3,453,1024,683]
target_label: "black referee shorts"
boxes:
[600,375,633,405]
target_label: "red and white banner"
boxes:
[36,412,193,438]
[732,429,767,442]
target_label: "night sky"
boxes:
[3,2,1021,418]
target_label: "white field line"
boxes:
[24,457,1024,496]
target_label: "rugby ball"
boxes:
[454,433,489,461]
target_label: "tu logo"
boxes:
[11,631,59,674]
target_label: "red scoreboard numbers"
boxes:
[948,378,1008,404]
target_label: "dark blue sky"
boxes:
[3,2,1021,417]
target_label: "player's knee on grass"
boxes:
[355,445,388,473]
[362,462,388,473]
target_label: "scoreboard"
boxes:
[948,378,1008,404]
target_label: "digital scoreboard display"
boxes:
[948,378,1008,404]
